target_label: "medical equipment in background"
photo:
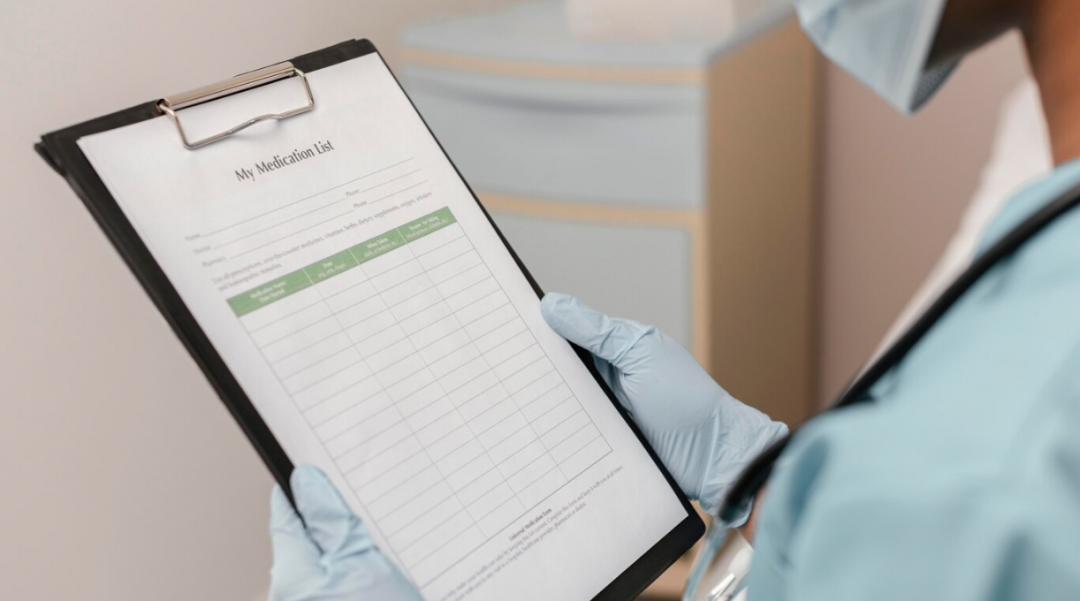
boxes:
[398,0,816,425]
[397,2,815,596]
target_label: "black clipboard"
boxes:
[36,39,704,601]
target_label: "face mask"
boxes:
[793,0,959,113]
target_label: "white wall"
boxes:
[0,2,515,600]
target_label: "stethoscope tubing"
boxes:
[719,181,1080,523]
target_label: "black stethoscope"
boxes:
[718,180,1080,524]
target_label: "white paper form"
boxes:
[78,53,687,601]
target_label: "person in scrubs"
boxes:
[266,0,1080,598]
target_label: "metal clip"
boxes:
[158,62,314,150]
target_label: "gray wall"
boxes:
[816,32,1031,404]
[0,2,516,600]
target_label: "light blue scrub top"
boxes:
[747,158,1080,600]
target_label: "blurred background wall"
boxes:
[0,3,522,601]
[0,1,1032,599]
[817,32,1031,402]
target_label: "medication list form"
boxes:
[78,53,687,601]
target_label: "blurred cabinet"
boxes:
[399,3,816,593]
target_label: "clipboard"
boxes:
[36,39,704,601]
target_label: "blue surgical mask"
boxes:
[793,0,959,113]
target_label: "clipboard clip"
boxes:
[157,62,315,150]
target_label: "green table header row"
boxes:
[227,207,457,317]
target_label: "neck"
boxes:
[1024,0,1080,165]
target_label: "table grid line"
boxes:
[234,206,614,588]
[416,449,613,588]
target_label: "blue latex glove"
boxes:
[268,465,423,601]
[540,293,788,520]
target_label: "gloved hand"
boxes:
[540,293,787,521]
[268,465,423,601]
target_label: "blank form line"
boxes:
[330,293,387,324]
[382,359,430,390]
[463,314,518,346]
[502,452,552,483]
[439,448,489,484]
[519,382,567,412]
[373,471,457,523]
[416,449,612,587]
[214,195,352,250]
[455,379,505,414]
[367,180,430,206]
[358,446,430,488]
[455,292,510,328]
[322,278,375,301]
[355,324,411,357]
[402,506,478,566]
[467,395,516,427]
[260,313,340,348]
[474,406,523,438]
[400,389,450,421]
[500,358,552,394]
[473,494,520,524]
[269,330,344,364]
[431,432,478,468]
[341,308,397,339]
[320,403,400,445]
[442,367,494,399]
[416,246,475,273]
[420,337,473,371]
[450,464,503,503]
[528,399,578,431]
[482,331,536,363]
[305,371,382,415]
[279,345,359,381]
[487,343,538,372]
[490,424,536,460]
[376,269,433,297]
[334,422,410,463]
[199,158,414,237]
[411,406,459,437]
[407,323,467,356]
[290,357,368,395]
[535,406,582,439]
[547,421,593,454]
[411,230,467,261]
[229,210,354,260]
[392,295,446,323]
[345,435,416,475]
[395,504,473,554]
[394,379,448,412]
[384,486,457,539]
[513,464,561,495]
[361,168,423,193]
[431,258,489,288]
[368,465,445,507]
[248,298,326,334]
[309,385,390,428]
[441,272,493,303]
[420,422,469,451]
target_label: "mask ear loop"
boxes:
[719,181,1080,523]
